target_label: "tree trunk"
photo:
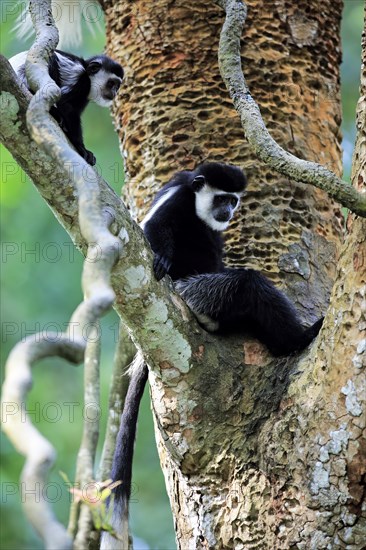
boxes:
[103,0,365,547]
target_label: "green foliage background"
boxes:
[0,2,363,549]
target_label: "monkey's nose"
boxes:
[215,209,231,222]
[107,78,121,92]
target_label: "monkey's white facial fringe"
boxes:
[14,0,103,48]
[195,185,240,231]
[88,69,120,107]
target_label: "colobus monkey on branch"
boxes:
[102,162,323,547]
[141,161,246,279]
[9,50,124,165]
[142,161,322,355]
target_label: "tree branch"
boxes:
[216,0,366,217]
[2,337,83,549]
[0,51,204,369]
[350,6,366,194]
[0,0,142,546]
[71,322,101,548]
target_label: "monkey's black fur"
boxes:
[143,162,247,280]
[176,268,323,356]
[10,50,123,165]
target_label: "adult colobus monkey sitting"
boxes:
[101,162,323,548]
[142,161,322,355]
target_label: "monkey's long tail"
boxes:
[100,353,148,550]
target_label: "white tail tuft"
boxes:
[126,350,145,378]
[14,0,104,48]
[100,498,129,550]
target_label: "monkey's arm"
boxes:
[54,101,96,166]
[144,218,176,280]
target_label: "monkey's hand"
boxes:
[153,253,172,280]
[78,147,96,166]
[50,106,63,124]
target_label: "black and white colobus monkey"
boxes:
[141,161,246,280]
[9,50,123,165]
[141,161,322,355]
[102,162,323,547]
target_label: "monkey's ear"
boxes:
[191,175,206,191]
[87,61,102,75]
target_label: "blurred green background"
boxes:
[0,2,363,549]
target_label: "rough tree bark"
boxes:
[102,0,365,548]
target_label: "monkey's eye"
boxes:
[214,195,239,207]
[192,175,206,190]
[87,61,102,75]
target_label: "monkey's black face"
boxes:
[103,77,122,100]
[212,194,239,223]
[87,55,124,107]
[195,186,241,231]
